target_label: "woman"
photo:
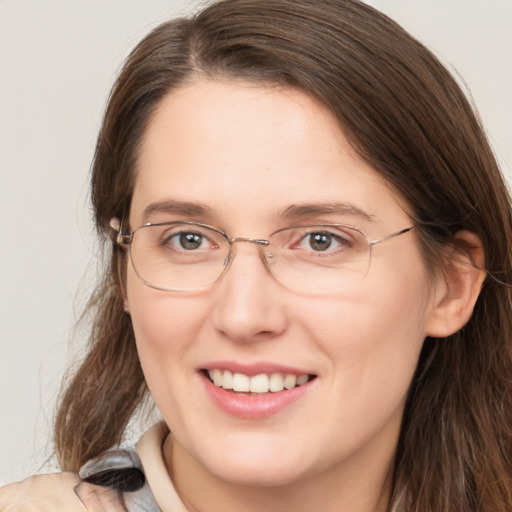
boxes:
[1,0,511,510]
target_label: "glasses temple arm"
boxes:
[369,226,414,246]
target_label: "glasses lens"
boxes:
[267,225,371,293]
[129,223,229,291]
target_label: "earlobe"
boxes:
[425,230,486,338]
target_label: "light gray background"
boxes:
[1,0,511,485]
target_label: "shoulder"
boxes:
[0,426,167,512]
[0,472,87,511]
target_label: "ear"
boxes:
[425,230,486,338]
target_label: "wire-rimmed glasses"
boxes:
[114,221,413,294]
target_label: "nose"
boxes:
[211,240,288,343]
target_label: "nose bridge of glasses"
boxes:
[230,237,270,247]
[225,237,274,275]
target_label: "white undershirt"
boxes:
[136,423,189,512]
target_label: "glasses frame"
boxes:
[114,220,414,292]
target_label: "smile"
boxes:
[206,369,313,393]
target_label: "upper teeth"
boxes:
[207,369,309,393]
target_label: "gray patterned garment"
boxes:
[76,448,162,511]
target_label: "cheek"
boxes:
[302,260,432,397]
[125,274,212,432]
[125,269,206,375]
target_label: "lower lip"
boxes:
[201,373,314,420]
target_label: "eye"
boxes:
[178,232,205,250]
[298,231,351,253]
[307,232,334,251]
[161,230,212,251]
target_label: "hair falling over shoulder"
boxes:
[54,269,146,471]
[54,1,512,510]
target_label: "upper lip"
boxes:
[200,361,315,376]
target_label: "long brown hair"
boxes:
[54,1,512,510]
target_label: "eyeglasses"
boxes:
[114,221,413,294]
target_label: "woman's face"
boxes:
[127,80,440,489]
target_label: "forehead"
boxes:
[131,79,409,231]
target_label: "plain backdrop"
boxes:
[1,0,511,485]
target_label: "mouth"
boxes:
[203,369,316,394]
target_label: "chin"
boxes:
[214,461,309,488]
[199,443,315,488]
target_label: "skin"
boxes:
[125,80,483,512]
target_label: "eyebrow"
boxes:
[141,199,374,224]
[279,203,375,222]
[142,200,214,223]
